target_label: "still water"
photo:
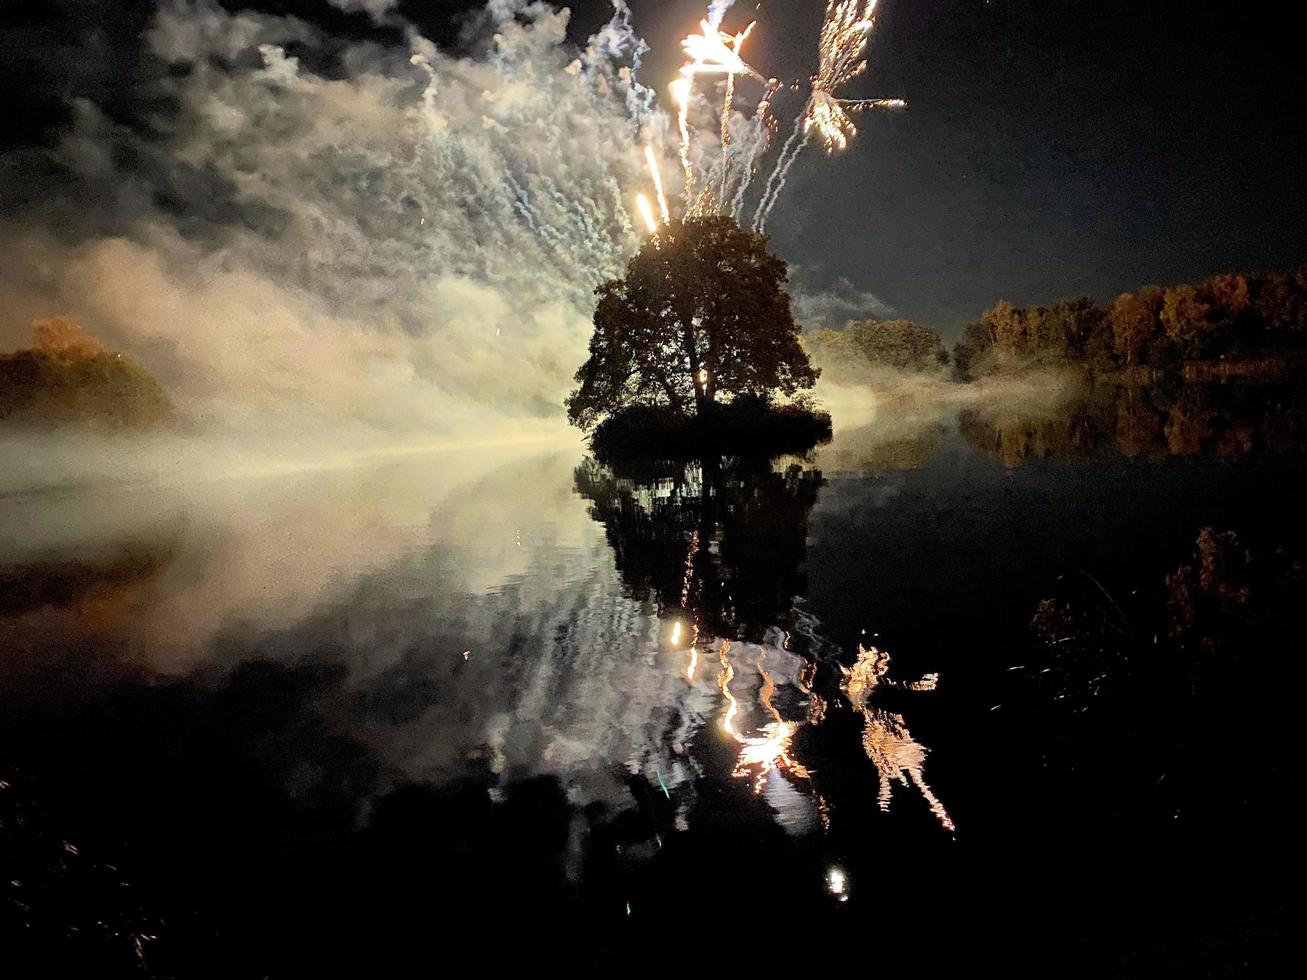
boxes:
[3,383,1305,976]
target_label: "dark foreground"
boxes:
[2,381,1304,977]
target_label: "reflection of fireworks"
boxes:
[717,641,815,796]
[842,645,954,832]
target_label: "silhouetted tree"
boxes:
[566,217,817,430]
[952,318,996,378]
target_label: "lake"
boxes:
[3,380,1305,976]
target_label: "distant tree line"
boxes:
[953,266,1307,378]
[804,318,948,380]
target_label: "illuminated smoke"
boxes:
[1,1,905,444]
[706,0,740,31]
[0,1,660,438]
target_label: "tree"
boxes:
[1254,271,1307,338]
[1203,273,1250,319]
[1042,297,1106,364]
[986,299,1027,355]
[1108,289,1162,367]
[566,217,817,430]
[1,316,173,428]
[1055,296,1113,369]
[801,326,862,383]
[1160,283,1212,357]
[843,318,947,371]
[952,318,996,377]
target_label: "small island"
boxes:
[566,216,831,460]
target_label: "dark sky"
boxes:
[3,0,1305,336]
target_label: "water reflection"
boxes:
[961,381,1307,467]
[574,452,834,830]
[842,645,954,831]
[574,455,823,641]
[574,452,952,835]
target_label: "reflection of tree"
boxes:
[573,455,823,642]
[958,402,1104,467]
[0,536,178,619]
[576,454,956,836]
[961,382,1307,466]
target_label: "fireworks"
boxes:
[635,193,658,233]
[805,1,900,152]
[679,19,762,81]
[643,145,671,223]
[752,2,906,230]
[639,1,904,233]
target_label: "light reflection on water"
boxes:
[0,437,955,845]
[5,385,1307,971]
[6,381,1306,869]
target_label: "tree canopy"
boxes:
[1,316,173,429]
[952,265,1307,378]
[566,217,817,431]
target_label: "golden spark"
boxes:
[635,192,658,233]
[644,145,671,224]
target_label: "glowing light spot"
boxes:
[826,866,849,901]
[635,193,658,233]
[643,145,671,223]
[669,76,692,108]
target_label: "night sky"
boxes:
[3,0,1305,337]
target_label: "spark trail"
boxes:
[751,1,906,232]
[635,2,903,232]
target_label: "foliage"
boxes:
[1160,284,1212,353]
[951,319,996,378]
[1,317,173,429]
[803,318,947,381]
[1107,287,1163,367]
[843,318,948,371]
[567,217,817,430]
[953,265,1307,378]
[800,327,863,383]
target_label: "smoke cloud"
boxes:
[791,273,897,330]
[0,1,664,443]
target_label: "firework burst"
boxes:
[637,2,904,233]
